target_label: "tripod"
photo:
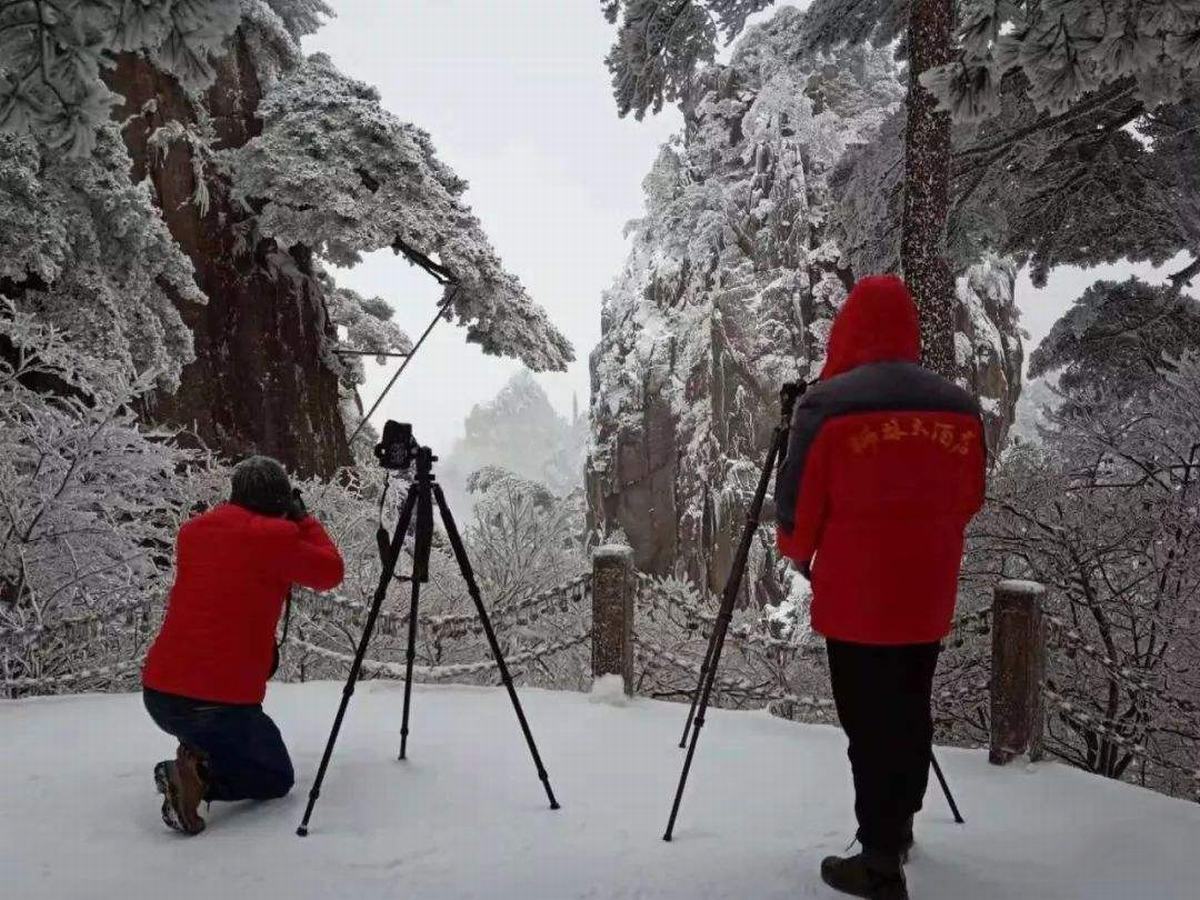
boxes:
[297,444,560,837]
[663,383,963,841]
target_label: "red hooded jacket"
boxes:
[775,276,986,645]
[143,503,344,704]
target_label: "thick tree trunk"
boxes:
[902,0,957,379]
[107,38,351,478]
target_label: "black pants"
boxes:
[143,688,294,802]
[826,639,941,855]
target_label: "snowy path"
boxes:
[3,681,1198,899]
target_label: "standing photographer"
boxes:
[142,456,344,835]
[775,276,986,899]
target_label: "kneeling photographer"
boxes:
[142,456,345,835]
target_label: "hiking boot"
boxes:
[175,744,209,812]
[820,850,909,900]
[153,757,205,836]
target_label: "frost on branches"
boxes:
[0,0,243,155]
[0,298,225,696]
[223,53,573,372]
[946,282,1200,802]
[923,1,1200,121]
[587,8,1021,595]
[0,127,200,392]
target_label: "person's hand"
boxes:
[287,488,308,522]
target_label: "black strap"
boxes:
[269,590,293,679]
[280,589,293,646]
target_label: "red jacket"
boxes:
[143,503,344,704]
[775,275,986,645]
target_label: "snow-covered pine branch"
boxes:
[0,125,201,392]
[0,0,244,155]
[222,52,573,372]
[923,1,1200,121]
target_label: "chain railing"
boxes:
[627,571,835,718]
[0,573,593,696]
[280,572,593,690]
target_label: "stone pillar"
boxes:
[592,545,634,696]
[990,580,1047,765]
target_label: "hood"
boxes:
[820,275,921,380]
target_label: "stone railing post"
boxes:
[989,579,1046,765]
[591,545,634,696]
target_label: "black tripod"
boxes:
[297,437,559,837]
[663,383,963,841]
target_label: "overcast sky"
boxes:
[306,2,1183,453]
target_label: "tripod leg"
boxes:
[664,427,785,842]
[679,610,721,749]
[398,578,422,760]
[398,480,436,763]
[930,752,964,824]
[432,483,561,811]
[296,486,418,837]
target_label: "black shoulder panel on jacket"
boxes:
[773,362,981,532]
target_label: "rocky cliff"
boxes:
[586,9,1022,603]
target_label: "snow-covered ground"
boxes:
[3,681,1198,899]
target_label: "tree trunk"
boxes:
[107,37,351,478]
[902,0,957,379]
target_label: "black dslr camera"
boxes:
[373,420,420,471]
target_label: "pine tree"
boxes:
[601,0,960,374]
[601,0,1200,377]
[2,3,572,475]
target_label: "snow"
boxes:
[998,579,1047,596]
[594,544,635,562]
[589,673,630,707]
[4,681,1199,899]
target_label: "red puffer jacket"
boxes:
[774,275,986,645]
[143,503,344,704]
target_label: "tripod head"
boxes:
[375,420,438,480]
[779,380,807,424]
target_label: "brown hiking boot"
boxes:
[175,744,209,815]
[154,760,205,834]
[152,746,207,835]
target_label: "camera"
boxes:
[374,420,420,471]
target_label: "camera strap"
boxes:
[269,590,293,679]
[375,473,394,564]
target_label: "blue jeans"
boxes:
[143,688,295,802]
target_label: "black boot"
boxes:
[820,849,909,900]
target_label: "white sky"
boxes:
[305,1,1183,453]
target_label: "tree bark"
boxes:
[902,0,957,379]
[106,37,351,478]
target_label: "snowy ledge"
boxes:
[593,544,634,561]
[997,579,1047,596]
[4,681,1198,899]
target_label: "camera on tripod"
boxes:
[298,420,559,837]
[374,420,421,470]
